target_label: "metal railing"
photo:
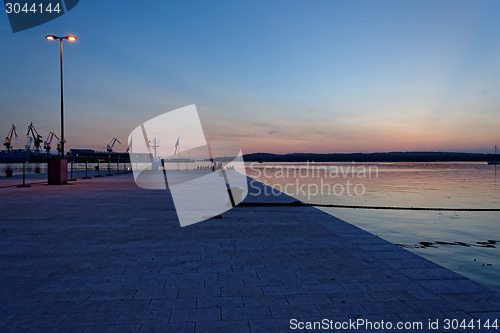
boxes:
[1,158,132,188]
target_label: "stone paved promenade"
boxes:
[0,174,499,332]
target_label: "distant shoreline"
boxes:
[244,151,497,163]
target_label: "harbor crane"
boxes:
[107,138,121,152]
[3,124,17,152]
[26,122,43,152]
[44,132,61,154]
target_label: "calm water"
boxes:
[246,162,500,292]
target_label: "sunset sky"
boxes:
[1,0,500,154]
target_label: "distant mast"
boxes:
[150,138,160,170]
[488,145,499,165]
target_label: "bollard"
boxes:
[106,156,113,176]
[82,160,91,179]
[69,157,77,181]
[115,156,121,175]
[115,162,121,175]
[95,160,103,177]
[17,161,31,188]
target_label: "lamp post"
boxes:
[45,34,76,185]
[45,34,77,158]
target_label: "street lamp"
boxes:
[45,34,77,158]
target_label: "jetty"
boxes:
[0,174,499,332]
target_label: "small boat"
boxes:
[488,145,499,165]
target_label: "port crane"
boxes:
[3,124,17,152]
[44,132,61,154]
[107,138,121,152]
[25,122,44,152]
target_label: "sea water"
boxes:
[246,162,500,292]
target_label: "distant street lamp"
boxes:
[45,34,77,158]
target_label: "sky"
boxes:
[1,0,500,154]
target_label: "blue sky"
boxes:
[1,0,500,153]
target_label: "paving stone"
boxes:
[243,276,283,287]
[222,306,272,320]
[250,318,303,332]
[369,249,421,260]
[262,285,306,296]
[417,279,492,295]
[196,296,243,308]
[46,300,104,313]
[361,301,415,314]
[82,325,140,333]
[242,295,289,307]
[315,302,367,317]
[80,281,126,292]
[60,312,121,327]
[407,288,444,301]
[439,293,499,312]
[87,290,136,301]
[97,299,150,312]
[26,326,86,333]
[328,292,375,303]
[398,267,466,280]
[147,298,197,311]
[281,276,322,286]
[132,288,179,300]
[405,299,460,313]
[169,308,221,322]
[164,280,204,289]
[177,287,220,298]
[301,283,345,294]
[3,313,68,329]
[270,304,322,318]
[30,291,93,302]
[115,310,170,325]
[195,320,250,333]
[285,293,333,305]
[221,286,263,297]
[340,282,387,292]
[382,258,441,269]
[0,301,55,315]
[204,279,245,288]
[139,322,195,333]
